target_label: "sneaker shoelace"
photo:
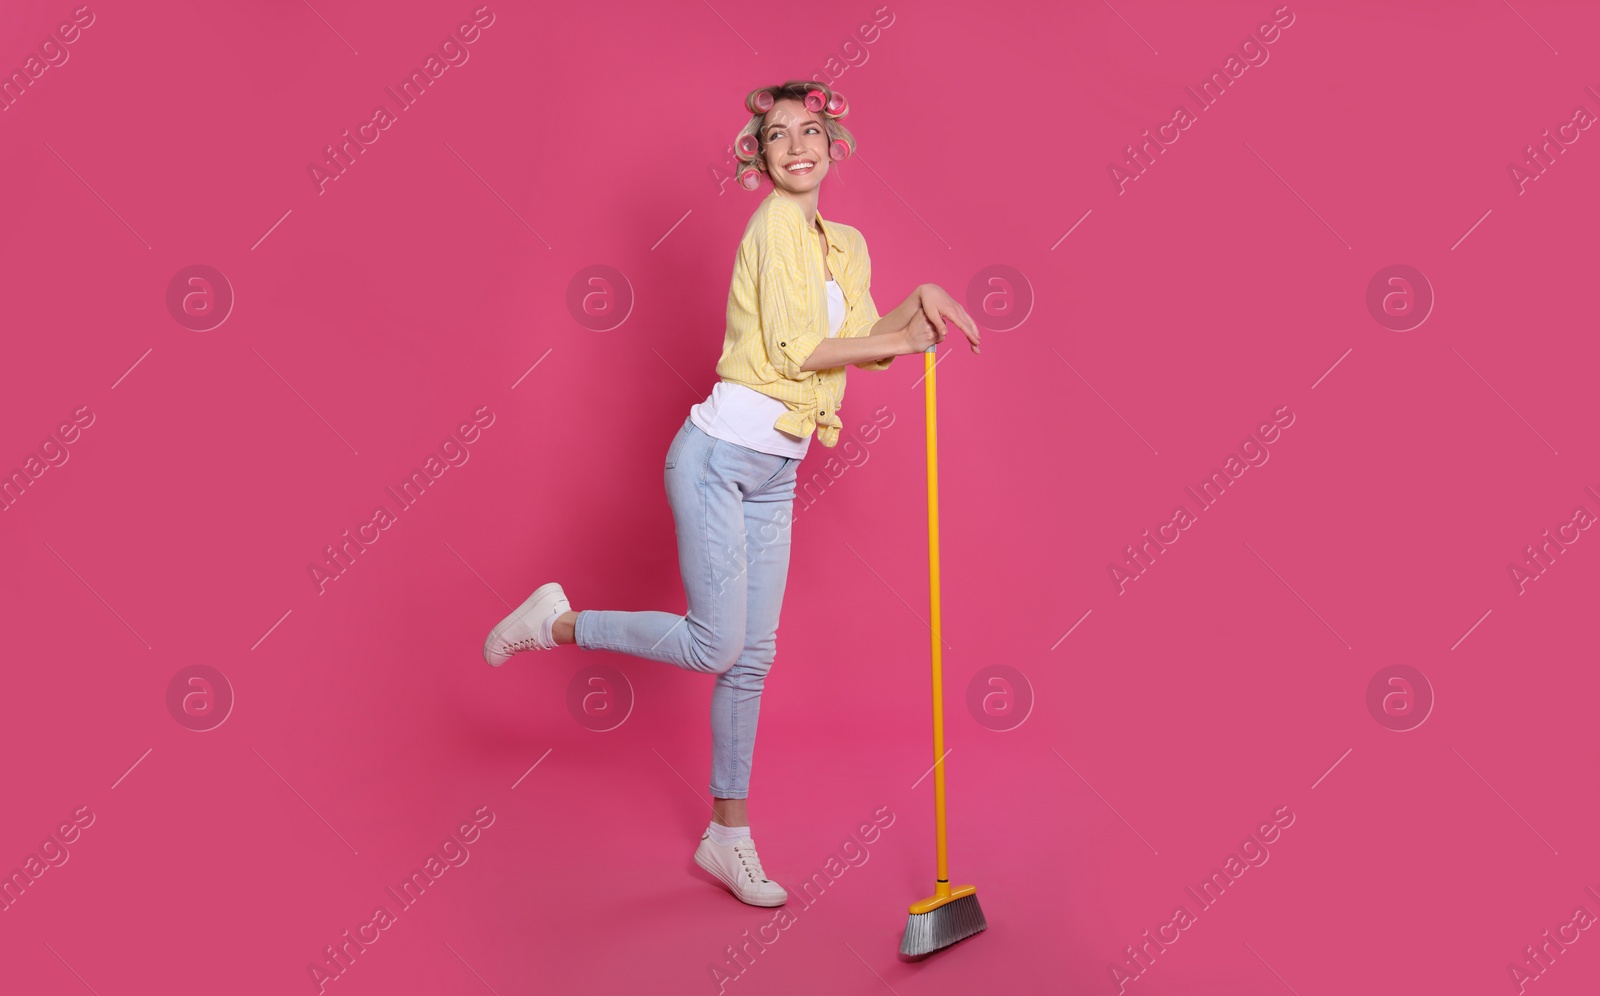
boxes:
[499,608,564,653]
[731,838,770,883]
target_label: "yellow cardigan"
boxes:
[714,190,893,449]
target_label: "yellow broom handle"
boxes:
[925,343,950,899]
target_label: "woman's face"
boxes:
[761,98,830,194]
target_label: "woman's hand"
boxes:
[915,284,982,354]
[900,310,944,353]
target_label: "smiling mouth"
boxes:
[785,160,816,174]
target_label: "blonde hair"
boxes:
[734,79,856,181]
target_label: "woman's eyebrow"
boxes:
[764,118,822,136]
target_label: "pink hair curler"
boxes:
[825,91,849,117]
[738,166,763,190]
[746,90,775,114]
[828,137,851,161]
[736,133,761,159]
[803,88,827,112]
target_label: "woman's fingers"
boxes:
[918,286,982,354]
[956,306,981,351]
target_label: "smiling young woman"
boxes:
[481,79,982,909]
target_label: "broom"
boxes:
[900,339,987,957]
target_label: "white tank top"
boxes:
[690,278,847,459]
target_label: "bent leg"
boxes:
[574,419,752,673]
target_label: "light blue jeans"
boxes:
[573,416,800,800]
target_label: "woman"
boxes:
[482,80,982,907]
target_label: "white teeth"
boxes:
[787,162,814,172]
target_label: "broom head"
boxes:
[900,885,986,956]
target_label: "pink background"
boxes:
[2,1,1598,993]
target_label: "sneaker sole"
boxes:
[694,839,787,907]
[483,582,568,666]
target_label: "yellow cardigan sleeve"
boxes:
[847,236,894,371]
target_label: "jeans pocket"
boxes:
[767,456,800,497]
[664,420,690,470]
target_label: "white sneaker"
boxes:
[693,831,788,907]
[483,582,571,666]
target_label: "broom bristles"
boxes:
[899,893,987,956]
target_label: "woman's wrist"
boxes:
[881,289,925,346]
